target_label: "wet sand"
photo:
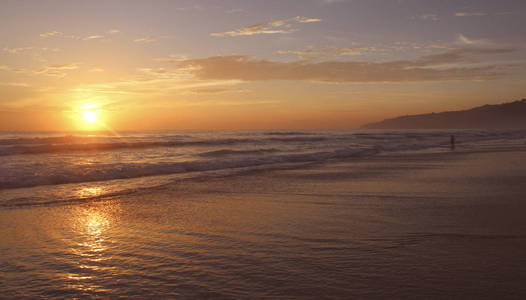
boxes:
[1,150,526,298]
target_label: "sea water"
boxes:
[1,129,526,207]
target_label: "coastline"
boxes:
[1,148,526,298]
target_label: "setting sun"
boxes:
[82,111,98,123]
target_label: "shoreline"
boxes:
[2,145,526,209]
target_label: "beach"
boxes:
[2,0,526,297]
[2,146,526,299]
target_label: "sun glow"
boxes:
[82,111,98,123]
[74,103,106,130]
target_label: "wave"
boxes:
[0,147,378,189]
[262,131,311,136]
[0,136,335,156]
[0,138,256,156]
[0,187,142,208]
[198,148,280,157]
[267,136,327,142]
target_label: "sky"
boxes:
[0,0,525,131]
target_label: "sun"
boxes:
[82,111,98,123]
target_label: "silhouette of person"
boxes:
[450,135,455,149]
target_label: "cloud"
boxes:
[455,12,488,17]
[154,54,189,63]
[134,36,157,43]
[89,68,105,72]
[294,16,322,23]
[3,47,61,54]
[278,45,376,59]
[33,63,80,77]
[177,48,514,83]
[3,47,33,54]
[189,88,245,94]
[40,31,62,38]
[83,35,104,40]
[46,63,80,70]
[40,30,110,40]
[107,29,120,34]
[412,48,513,66]
[40,47,61,52]
[414,14,439,21]
[211,20,290,37]
[0,65,31,75]
[211,16,321,37]
[456,34,491,46]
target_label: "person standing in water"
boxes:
[450,135,455,149]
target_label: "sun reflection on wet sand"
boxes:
[72,203,114,256]
[64,199,120,293]
[76,186,104,199]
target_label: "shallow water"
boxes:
[1,149,525,298]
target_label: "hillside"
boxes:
[361,99,526,129]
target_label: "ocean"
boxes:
[1,129,526,298]
[1,129,525,207]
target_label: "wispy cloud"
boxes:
[39,31,80,40]
[211,20,290,37]
[455,12,488,17]
[189,88,246,94]
[134,36,157,43]
[46,63,80,70]
[3,47,33,54]
[0,82,30,87]
[278,45,376,59]
[34,63,80,77]
[414,14,439,22]
[3,47,61,54]
[456,34,491,46]
[40,31,111,41]
[154,54,189,63]
[211,16,321,37]
[83,35,104,40]
[107,29,120,34]
[39,31,62,38]
[294,16,322,23]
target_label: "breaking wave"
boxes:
[0,147,378,189]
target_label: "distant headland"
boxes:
[361,99,526,129]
